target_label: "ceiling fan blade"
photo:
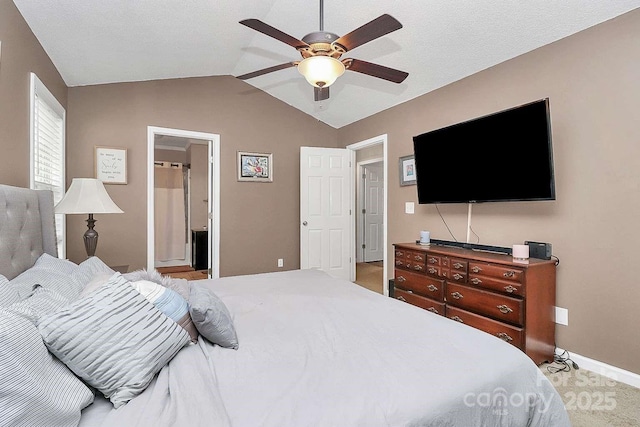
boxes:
[236,62,297,80]
[240,19,309,50]
[333,14,402,52]
[314,86,329,101]
[345,58,408,83]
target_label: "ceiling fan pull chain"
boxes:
[319,0,324,31]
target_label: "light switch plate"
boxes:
[405,202,415,214]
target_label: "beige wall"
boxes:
[66,76,338,276]
[0,0,67,187]
[338,9,640,374]
[155,149,187,164]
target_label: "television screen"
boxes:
[412,99,555,204]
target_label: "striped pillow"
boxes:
[38,273,190,408]
[10,253,79,300]
[0,306,94,427]
[0,274,20,307]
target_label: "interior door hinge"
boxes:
[362,173,366,179]
[362,208,366,214]
[362,243,366,249]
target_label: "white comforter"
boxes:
[81,269,570,427]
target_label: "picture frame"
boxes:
[237,151,273,182]
[399,155,417,186]
[95,146,127,184]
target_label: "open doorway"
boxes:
[146,126,220,279]
[347,135,387,295]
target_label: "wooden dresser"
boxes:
[393,242,556,365]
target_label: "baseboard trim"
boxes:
[556,347,640,389]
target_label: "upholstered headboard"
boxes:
[0,184,58,280]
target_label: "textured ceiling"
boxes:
[13,0,640,128]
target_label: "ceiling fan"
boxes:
[236,0,409,101]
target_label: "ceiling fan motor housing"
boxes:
[301,31,345,58]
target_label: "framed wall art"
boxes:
[95,146,127,184]
[399,154,416,186]
[237,151,273,182]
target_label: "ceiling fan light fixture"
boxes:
[298,56,345,88]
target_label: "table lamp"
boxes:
[55,178,124,257]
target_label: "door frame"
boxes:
[347,134,388,295]
[146,126,220,278]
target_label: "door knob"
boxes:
[302,221,308,226]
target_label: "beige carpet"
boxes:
[354,262,383,294]
[541,363,640,426]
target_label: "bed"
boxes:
[0,184,570,427]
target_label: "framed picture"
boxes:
[399,155,416,186]
[237,151,273,182]
[95,146,127,184]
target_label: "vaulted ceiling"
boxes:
[13,0,640,128]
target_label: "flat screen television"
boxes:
[412,98,555,204]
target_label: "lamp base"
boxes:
[84,214,98,258]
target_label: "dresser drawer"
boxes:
[469,262,524,283]
[394,289,445,316]
[468,274,525,296]
[395,250,426,272]
[394,269,444,301]
[447,283,524,326]
[447,306,524,349]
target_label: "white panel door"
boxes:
[363,162,384,262]
[300,147,353,280]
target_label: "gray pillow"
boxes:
[10,253,79,300]
[38,273,190,408]
[0,274,20,307]
[0,306,94,427]
[189,283,239,349]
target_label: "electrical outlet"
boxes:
[555,306,568,325]
[405,202,415,214]
[277,258,283,268]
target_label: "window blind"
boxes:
[30,73,66,258]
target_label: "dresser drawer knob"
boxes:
[396,251,404,257]
[396,296,407,302]
[503,270,516,278]
[497,304,513,314]
[427,307,439,314]
[452,273,463,281]
[471,266,482,273]
[471,278,482,285]
[428,267,437,274]
[413,265,423,271]
[496,332,513,342]
[451,291,464,300]
[450,315,464,323]
[453,262,464,269]
[504,285,517,293]
[428,257,438,264]
[427,284,438,292]
[396,276,406,283]
[414,255,424,261]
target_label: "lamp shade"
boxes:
[297,56,345,88]
[55,178,124,214]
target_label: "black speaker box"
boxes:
[525,241,552,260]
